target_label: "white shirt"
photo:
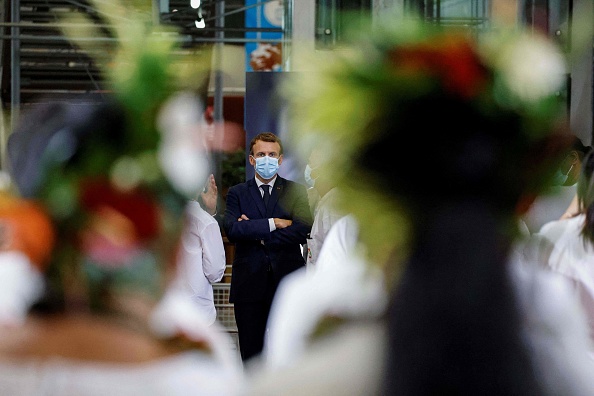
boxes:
[509,248,594,395]
[0,291,244,396]
[523,184,577,234]
[532,214,594,343]
[263,215,387,369]
[169,201,226,325]
[260,217,594,394]
[306,187,343,268]
[0,352,241,396]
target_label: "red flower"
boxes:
[79,179,161,242]
[387,34,488,99]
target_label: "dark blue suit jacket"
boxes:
[224,176,312,303]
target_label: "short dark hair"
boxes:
[249,132,283,155]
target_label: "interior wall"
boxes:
[569,0,594,145]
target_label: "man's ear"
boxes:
[278,154,283,166]
[248,155,255,166]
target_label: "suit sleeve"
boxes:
[224,185,271,242]
[267,182,313,247]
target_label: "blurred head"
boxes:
[6,98,188,313]
[303,146,328,190]
[309,147,338,197]
[285,18,571,396]
[556,136,593,186]
[4,1,215,322]
[284,20,568,269]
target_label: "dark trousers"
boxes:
[233,271,276,362]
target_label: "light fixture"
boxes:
[193,1,205,29]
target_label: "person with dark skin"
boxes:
[242,19,594,396]
[533,151,594,345]
[524,135,593,232]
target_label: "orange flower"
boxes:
[0,193,55,271]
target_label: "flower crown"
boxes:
[7,1,211,311]
[284,18,567,274]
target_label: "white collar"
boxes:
[255,175,277,188]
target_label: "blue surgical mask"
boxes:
[304,164,316,188]
[552,164,574,186]
[253,156,279,179]
[552,169,568,186]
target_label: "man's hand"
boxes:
[273,218,292,229]
[238,214,249,222]
[200,174,218,215]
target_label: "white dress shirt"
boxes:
[534,214,594,343]
[170,200,226,325]
[523,184,577,234]
[263,215,387,369]
[306,187,343,268]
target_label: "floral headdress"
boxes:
[7,1,212,311]
[283,18,567,277]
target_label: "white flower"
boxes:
[494,33,566,102]
[110,156,143,192]
[157,92,210,198]
[0,252,44,327]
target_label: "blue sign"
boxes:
[245,0,284,72]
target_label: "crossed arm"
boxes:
[224,185,312,245]
[237,213,292,229]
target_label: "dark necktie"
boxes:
[261,185,270,207]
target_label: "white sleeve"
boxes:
[201,221,226,284]
[315,215,359,273]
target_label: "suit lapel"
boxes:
[248,179,267,217]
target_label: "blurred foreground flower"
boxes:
[6,0,213,312]
[484,31,566,104]
[0,3,245,391]
[0,173,54,325]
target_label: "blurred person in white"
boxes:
[523,135,592,233]
[0,97,243,396]
[303,148,323,217]
[0,1,243,393]
[166,174,226,326]
[526,150,594,347]
[301,147,321,263]
[262,214,386,371]
[305,188,342,268]
[304,147,344,269]
[244,16,594,396]
[155,87,230,327]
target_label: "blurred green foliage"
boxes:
[221,149,246,194]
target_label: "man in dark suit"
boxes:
[224,132,312,362]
